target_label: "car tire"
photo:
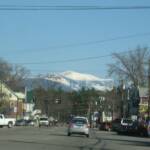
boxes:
[67,132,71,136]
[8,122,13,128]
[86,134,89,138]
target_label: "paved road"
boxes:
[0,126,150,150]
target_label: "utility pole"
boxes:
[0,80,2,101]
[88,101,92,128]
[112,88,115,121]
[44,99,48,116]
[120,80,124,118]
[89,102,92,128]
[148,59,150,119]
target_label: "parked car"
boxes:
[67,116,90,137]
[116,118,132,134]
[39,117,49,127]
[15,119,27,126]
[25,119,35,126]
[115,118,149,137]
[111,119,121,131]
[0,114,16,128]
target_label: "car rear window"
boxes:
[40,118,48,121]
[123,119,132,124]
[72,118,87,124]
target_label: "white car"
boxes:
[39,117,49,127]
[0,114,16,128]
[67,116,90,137]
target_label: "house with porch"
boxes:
[0,80,25,118]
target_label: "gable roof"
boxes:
[15,92,25,99]
[0,80,24,101]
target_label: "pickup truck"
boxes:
[0,114,16,128]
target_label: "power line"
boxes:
[7,32,150,53]
[48,32,150,49]
[14,48,149,65]
[15,54,112,65]
[0,5,150,11]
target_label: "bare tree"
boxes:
[0,58,30,91]
[0,58,12,81]
[108,47,149,87]
[8,65,30,91]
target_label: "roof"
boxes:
[74,116,88,120]
[14,92,25,99]
[0,80,18,100]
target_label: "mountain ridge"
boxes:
[25,71,114,91]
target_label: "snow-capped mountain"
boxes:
[25,71,114,91]
[61,71,101,81]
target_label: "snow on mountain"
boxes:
[61,71,101,81]
[45,71,114,91]
[24,71,113,91]
[45,74,70,86]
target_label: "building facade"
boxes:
[0,80,25,118]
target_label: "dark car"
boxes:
[25,119,35,126]
[15,119,27,126]
[116,118,134,134]
[112,119,121,131]
[116,118,149,137]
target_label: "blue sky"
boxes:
[0,0,150,78]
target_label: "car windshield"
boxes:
[16,119,25,122]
